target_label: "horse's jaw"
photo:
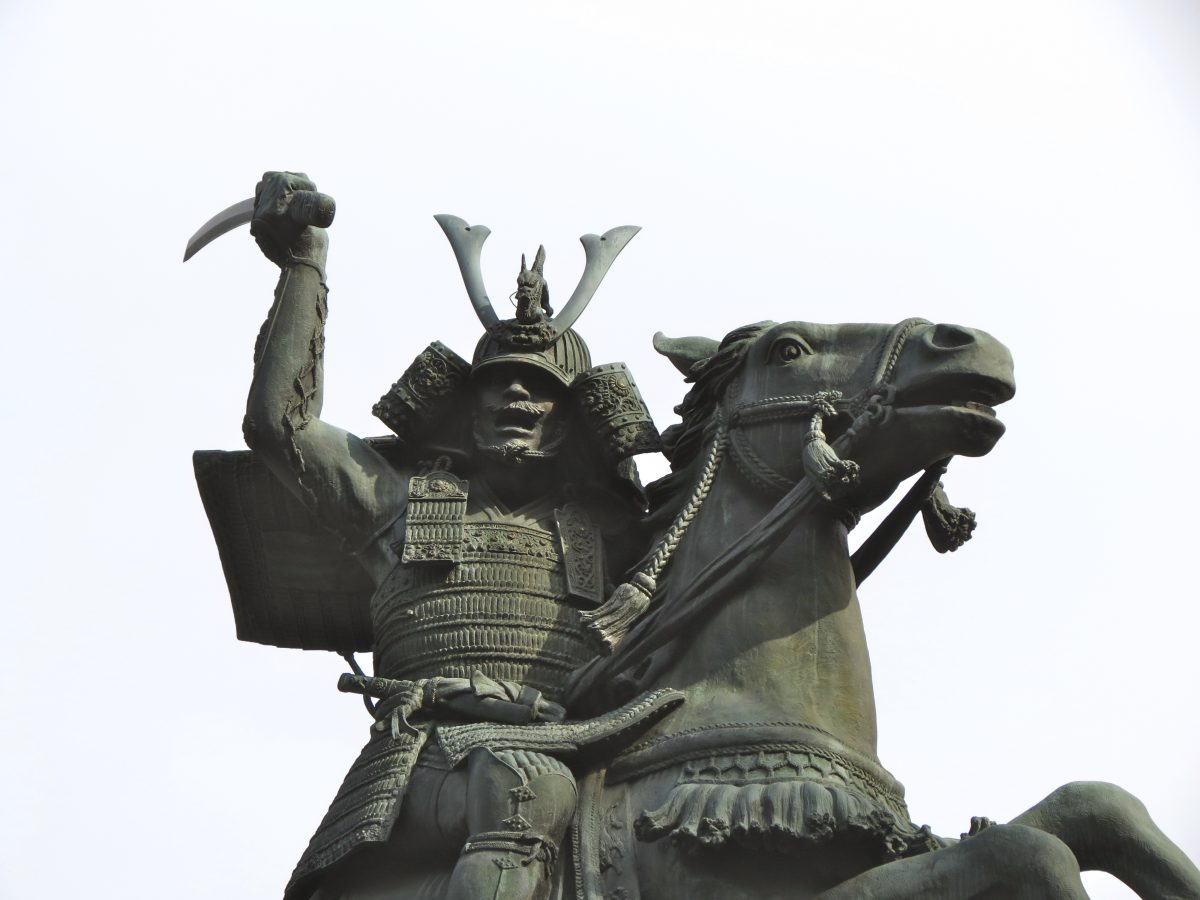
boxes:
[843,332,1014,509]
[901,402,1007,454]
[891,365,1013,453]
[840,404,1004,515]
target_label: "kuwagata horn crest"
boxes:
[434,214,640,335]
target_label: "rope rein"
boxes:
[581,317,972,653]
[644,424,728,582]
[581,426,728,651]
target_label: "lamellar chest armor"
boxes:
[371,477,606,703]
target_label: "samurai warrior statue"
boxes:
[192,173,1200,900]
[195,172,678,899]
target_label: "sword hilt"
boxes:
[288,190,336,228]
[337,672,413,699]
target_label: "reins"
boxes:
[719,317,928,507]
[570,318,974,701]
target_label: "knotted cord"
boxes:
[571,317,979,706]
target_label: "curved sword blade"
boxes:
[183,197,255,262]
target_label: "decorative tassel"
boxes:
[580,428,726,654]
[581,571,657,653]
[801,412,861,500]
[921,483,976,552]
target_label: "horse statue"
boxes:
[562,318,1200,899]
[187,173,1198,895]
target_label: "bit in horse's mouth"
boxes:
[895,373,1014,415]
[955,400,996,417]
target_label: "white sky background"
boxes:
[2,2,1198,897]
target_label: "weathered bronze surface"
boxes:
[192,173,1200,898]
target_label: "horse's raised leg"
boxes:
[1010,781,1200,900]
[813,824,1090,899]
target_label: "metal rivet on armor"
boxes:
[502,814,532,832]
[510,785,538,803]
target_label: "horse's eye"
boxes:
[773,338,807,363]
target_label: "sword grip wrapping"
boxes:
[338,672,414,699]
[289,190,336,228]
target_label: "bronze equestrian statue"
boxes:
[191,173,1200,898]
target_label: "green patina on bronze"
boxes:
[190,172,1200,899]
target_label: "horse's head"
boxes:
[572,318,1013,722]
[656,318,1015,514]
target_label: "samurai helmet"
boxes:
[372,216,660,468]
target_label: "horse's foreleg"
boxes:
[813,824,1089,899]
[1010,781,1200,900]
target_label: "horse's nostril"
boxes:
[929,324,977,350]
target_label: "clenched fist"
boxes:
[251,171,333,268]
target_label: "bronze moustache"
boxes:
[483,401,548,424]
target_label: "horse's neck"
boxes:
[650,464,881,761]
[668,464,856,616]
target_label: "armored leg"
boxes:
[307,757,467,900]
[445,747,577,900]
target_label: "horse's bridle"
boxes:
[580,318,944,653]
[722,317,930,503]
[726,317,927,424]
[715,316,974,586]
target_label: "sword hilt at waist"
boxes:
[337,672,418,699]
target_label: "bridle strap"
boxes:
[729,392,848,426]
[720,318,930,499]
[573,318,941,676]
[726,384,857,499]
[871,317,929,387]
[849,459,950,584]
[723,316,928,428]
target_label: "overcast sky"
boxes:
[2,2,1198,898]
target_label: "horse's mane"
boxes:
[644,322,774,530]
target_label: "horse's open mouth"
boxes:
[953,400,996,417]
[894,397,1003,427]
[894,373,1013,417]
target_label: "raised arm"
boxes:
[243,172,405,549]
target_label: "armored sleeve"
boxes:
[244,260,406,549]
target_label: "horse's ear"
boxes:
[653,332,720,377]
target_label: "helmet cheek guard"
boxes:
[373,341,472,452]
[572,362,661,463]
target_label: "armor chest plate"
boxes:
[371,517,599,701]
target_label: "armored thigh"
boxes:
[462,747,578,869]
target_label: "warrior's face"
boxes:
[472,365,568,462]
